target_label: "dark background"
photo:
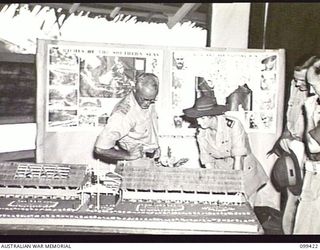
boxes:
[0,54,35,124]
[249,3,320,123]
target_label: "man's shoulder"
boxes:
[113,93,133,115]
[196,128,207,139]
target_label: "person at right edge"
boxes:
[269,56,318,234]
[294,56,320,234]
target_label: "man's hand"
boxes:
[173,158,189,168]
[279,138,291,153]
[128,146,144,160]
[153,147,161,159]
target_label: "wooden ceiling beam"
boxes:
[69,3,80,14]
[110,7,121,18]
[187,3,202,16]
[95,3,207,23]
[167,3,197,29]
[93,3,181,14]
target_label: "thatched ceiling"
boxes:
[0,3,208,54]
[0,3,210,29]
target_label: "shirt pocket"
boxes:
[129,118,150,140]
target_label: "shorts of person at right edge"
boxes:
[294,160,320,234]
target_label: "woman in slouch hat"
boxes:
[183,95,268,206]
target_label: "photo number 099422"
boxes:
[300,244,318,249]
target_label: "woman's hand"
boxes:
[233,156,244,171]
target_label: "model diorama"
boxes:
[0,159,262,234]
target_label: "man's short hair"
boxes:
[295,56,320,71]
[136,73,159,90]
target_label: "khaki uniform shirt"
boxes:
[285,84,308,140]
[95,91,159,153]
[197,115,268,197]
[197,115,248,168]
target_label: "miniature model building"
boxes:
[0,162,89,198]
[113,158,262,234]
[0,160,262,234]
[116,158,244,194]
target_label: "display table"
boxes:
[0,161,263,234]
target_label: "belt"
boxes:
[305,160,320,172]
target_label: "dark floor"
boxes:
[254,206,283,235]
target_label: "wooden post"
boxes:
[69,3,80,14]
[209,3,251,48]
[167,3,196,29]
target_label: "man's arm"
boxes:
[94,146,143,161]
[306,119,320,153]
[304,99,320,153]
[94,110,137,161]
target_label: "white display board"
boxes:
[37,40,285,208]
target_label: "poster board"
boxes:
[159,47,285,208]
[36,39,284,208]
[36,40,165,170]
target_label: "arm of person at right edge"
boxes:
[306,112,320,154]
[303,98,320,153]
